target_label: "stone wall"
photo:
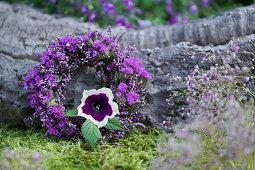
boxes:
[1,1,255,128]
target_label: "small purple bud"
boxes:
[201,0,211,7]
[189,2,198,13]
[232,45,240,52]
[243,76,250,83]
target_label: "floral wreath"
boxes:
[24,30,151,148]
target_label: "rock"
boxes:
[0,2,99,61]
[121,4,255,50]
[133,35,255,129]
[63,67,110,111]
[0,54,38,127]
[1,1,255,57]
[1,1,255,128]
[1,34,255,129]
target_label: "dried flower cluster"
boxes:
[24,30,150,139]
[154,41,255,169]
[0,148,48,170]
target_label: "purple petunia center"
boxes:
[81,93,113,122]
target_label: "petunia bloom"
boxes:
[77,88,119,127]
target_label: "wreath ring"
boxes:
[24,30,151,140]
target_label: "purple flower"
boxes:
[126,91,139,105]
[58,120,66,131]
[33,152,41,163]
[78,35,90,41]
[118,83,128,93]
[28,94,37,107]
[165,0,171,6]
[244,76,250,83]
[35,76,42,83]
[41,55,50,64]
[116,92,122,98]
[99,44,109,54]
[103,3,116,16]
[24,81,29,90]
[115,16,128,26]
[124,0,135,11]
[137,19,151,29]
[140,70,151,81]
[77,88,119,127]
[166,6,174,14]
[79,4,90,14]
[201,0,211,7]
[89,11,97,23]
[182,15,190,23]
[123,57,144,73]
[56,51,65,60]
[46,59,55,68]
[232,45,240,52]
[47,0,56,3]
[170,15,181,24]
[46,127,62,136]
[189,2,198,13]
[59,36,78,45]
[45,73,57,82]
[30,69,40,79]
[120,67,134,75]
[136,9,143,15]
[126,24,134,29]
[92,40,101,48]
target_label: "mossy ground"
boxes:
[0,125,165,170]
[1,124,254,170]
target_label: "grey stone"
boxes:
[1,1,255,59]
[133,35,255,129]
[0,54,38,127]
[1,1,255,128]
[2,34,255,129]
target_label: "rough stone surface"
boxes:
[121,5,255,50]
[1,1,255,128]
[133,35,255,129]
[1,34,255,129]
[0,2,99,61]
[0,54,38,127]
[1,1,255,57]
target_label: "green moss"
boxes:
[1,124,255,169]
[0,125,165,170]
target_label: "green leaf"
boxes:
[57,75,62,83]
[64,108,78,117]
[104,117,124,130]
[48,98,57,107]
[114,72,118,81]
[81,120,101,149]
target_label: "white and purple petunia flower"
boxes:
[77,88,119,128]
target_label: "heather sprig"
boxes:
[24,30,150,142]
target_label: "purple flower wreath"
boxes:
[24,30,151,140]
